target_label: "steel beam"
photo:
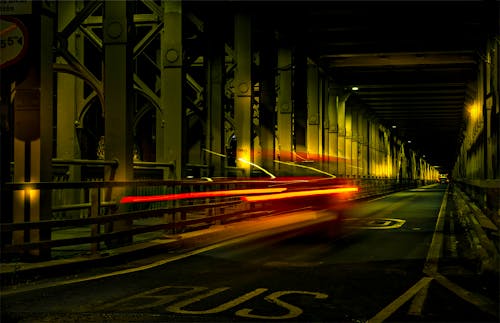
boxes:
[158,0,183,179]
[233,14,252,176]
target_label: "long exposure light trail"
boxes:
[120,187,288,204]
[240,187,358,202]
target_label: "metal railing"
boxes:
[0,178,273,260]
[2,158,426,262]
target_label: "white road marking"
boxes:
[166,287,268,314]
[0,233,276,296]
[236,290,328,320]
[368,277,434,323]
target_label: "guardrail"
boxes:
[1,174,423,262]
[0,179,276,261]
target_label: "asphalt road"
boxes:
[1,184,498,322]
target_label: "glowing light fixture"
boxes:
[351,86,359,91]
[467,101,480,121]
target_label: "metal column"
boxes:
[277,47,293,163]
[103,1,134,181]
[306,61,319,160]
[158,0,184,179]
[12,2,54,257]
[327,85,338,175]
[103,1,134,244]
[205,15,225,177]
[337,92,349,177]
[234,14,252,175]
[56,0,83,212]
[258,31,277,172]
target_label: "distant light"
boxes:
[392,125,397,129]
[407,140,412,143]
[423,155,426,158]
[351,86,359,91]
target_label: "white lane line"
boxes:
[0,233,268,296]
[368,277,434,323]
[425,271,499,318]
[407,283,430,316]
[424,185,449,275]
[1,216,326,297]
[407,186,449,316]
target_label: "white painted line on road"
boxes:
[1,218,321,296]
[407,282,430,316]
[368,276,434,323]
[166,287,268,314]
[236,290,328,320]
[424,185,449,274]
[0,235,258,296]
[425,271,499,318]
[356,218,406,230]
[407,186,449,316]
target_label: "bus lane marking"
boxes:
[165,287,268,314]
[95,286,208,311]
[236,290,329,320]
[95,285,329,320]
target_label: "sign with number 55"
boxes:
[0,16,28,69]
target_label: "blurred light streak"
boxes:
[120,187,287,204]
[275,160,337,178]
[237,158,276,179]
[241,187,358,202]
[202,148,227,158]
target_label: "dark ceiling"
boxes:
[302,1,492,174]
[190,1,497,174]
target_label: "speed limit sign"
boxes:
[0,16,28,69]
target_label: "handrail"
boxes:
[1,177,420,261]
[52,158,119,167]
[133,161,175,169]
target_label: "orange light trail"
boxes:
[120,187,287,204]
[240,187,358,202]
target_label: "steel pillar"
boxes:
[359,111,368,177]
[277,47,293,163]
[234,14,252,175]
[259,31,277,172]
[103,1,134,244]
[205,15,225,177]
[337,92,349,177]
[307,61,319,160]
[158,0,184,179]
[327,86,339,175]
[56,0,83,212]
[12,3,55,257]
